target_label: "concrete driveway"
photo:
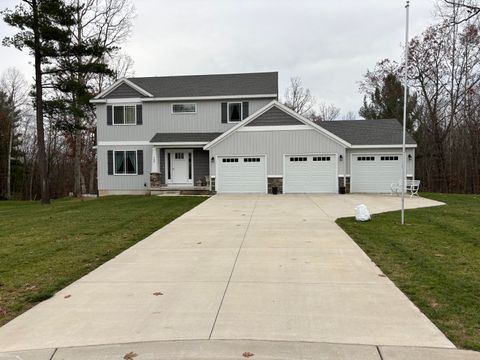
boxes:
[0,194,454,353]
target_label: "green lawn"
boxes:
[0,195,206,326]
[336,193,480,351]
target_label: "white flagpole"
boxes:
[401,0,410,225]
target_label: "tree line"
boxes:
[359,0,480,193]
[0,0,134,202]
[1,0,478,201]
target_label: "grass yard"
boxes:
[0,195,206,326]
[336,193,480,351]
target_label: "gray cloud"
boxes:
[0,0,436,116]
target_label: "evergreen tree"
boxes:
[44,4,114,196]
[2,0,77,204]
[359,73,417,131]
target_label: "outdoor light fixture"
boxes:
[339,155,343,161]
[211,157,215,162]
[408,154,412,160]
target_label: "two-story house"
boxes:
[92,72,416,195]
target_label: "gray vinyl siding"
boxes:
[209,129,347,176]
[346,148,415,176]
[97,145,152,191]
[96,99,272,142]
[246,107,302,126]
[104,83,145,98]
[193,149,209,184]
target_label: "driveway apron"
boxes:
[0,194,454,352]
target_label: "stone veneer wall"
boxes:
[150,173,162,188]
[338,176,350,194]
[268,177,283,194]
[211,177,216,192]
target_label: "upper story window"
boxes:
[113,105,136,125]
[107,104,142,126]
[172,103,197,114]
[228,102,242,122]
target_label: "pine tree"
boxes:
[359,73,417,131]
[2,0,77,204]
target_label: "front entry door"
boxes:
[166,150,192,184]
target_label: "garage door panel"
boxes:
[284,155,337,193]
[351,154,402,193]
[217,156,266,193]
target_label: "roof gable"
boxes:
[94,78,154,100]
[204,101,351,150]
[103,82,145,99]
[246,106,302,126]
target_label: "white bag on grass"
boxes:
[355,204,371,221]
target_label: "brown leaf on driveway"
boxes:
[123,351,138,359]
[153,292,164,296]
[242,351,255,358]
[64,294,71,299]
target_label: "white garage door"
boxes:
[351,154,402,193]
[284,155,337,193]
[217,156,266,193]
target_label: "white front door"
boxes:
[166,150,192,184]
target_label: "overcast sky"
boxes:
[0,0,437,117]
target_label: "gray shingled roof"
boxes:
[317,119,416,146]
[150,133,223,143]
[129,72,278,98]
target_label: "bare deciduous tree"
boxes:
[283,77,316,116]
[0,68,29,199]
[442,0,480,24]
[341,111,357,120]
[310,101,340,122]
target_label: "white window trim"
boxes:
[227,102,243,123]
[112,104,137,126]
[113,150,138,175]
[171,103,197,115]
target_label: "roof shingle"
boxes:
[128,72,278,98]
[150,133,223,143]
[317,119,416,146]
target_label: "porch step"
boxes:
[151,189,214,196]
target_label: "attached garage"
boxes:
[216,155,266,193]
[284,154,337,193]
[350,154,402,193]
[205,101,416,194]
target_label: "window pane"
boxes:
[229,103,241,122]
[125,106,136,124]
[113,106,124,124]
[115,151,125,173]
[173,103,196,113]
[126,151,136,174]
[188,153,192,180]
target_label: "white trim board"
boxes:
[142,94,277,102]
[350,144,417,149]
[98,141,151,146]
[238,125,311,132]
[151,141,208,146]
